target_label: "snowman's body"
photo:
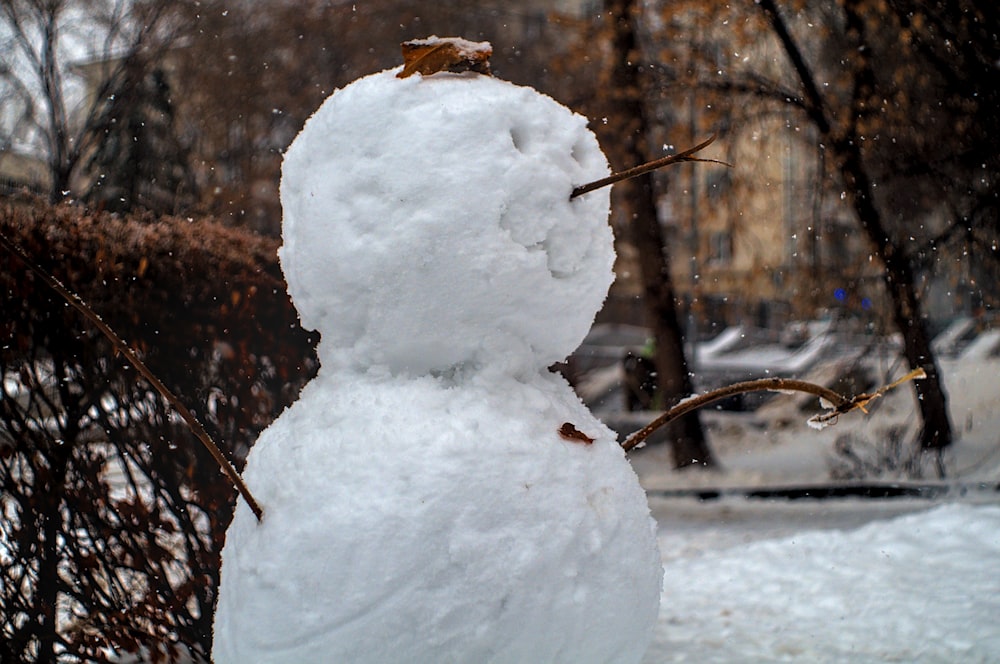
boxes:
[213,66,662,663]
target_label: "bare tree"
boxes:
[593,0,715,468]
[0,0,175,204]
[752,0,953,455]
[633,0,997,467]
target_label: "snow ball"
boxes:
[213,370,662,663]
[279,68,614,376]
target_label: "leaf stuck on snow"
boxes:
[398,36,493,79]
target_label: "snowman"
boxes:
[213,38,662,663]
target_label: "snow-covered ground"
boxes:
[624,343,1000,662]
[644,499,1000,662]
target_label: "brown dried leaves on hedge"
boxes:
[0,196,315,661]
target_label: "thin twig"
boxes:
[808,367,926,426]
[622,377,846,452]
[622,369,926,453]
[571,134,730,199]
[0,229,264,521]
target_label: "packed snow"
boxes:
[643,500,1000,663]
[213,64,661,663]
[277,64,614,376]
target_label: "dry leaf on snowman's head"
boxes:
[397,36,492,79]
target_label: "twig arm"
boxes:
[621,369,925,454]
[622,377,847,452]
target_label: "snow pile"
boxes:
[647,502,1000,662]
[216,370,660,662]
[213,65,661,663]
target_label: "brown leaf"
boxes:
[558,422,595,445]
[397,36,492,79]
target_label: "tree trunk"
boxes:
[35,452,67,662]
[757,0,953,460]
[838,142,953,452]
[604,0,715,468]
[624,173,715,466]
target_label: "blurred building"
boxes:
[601,109,883,336]
[0,148,49,196]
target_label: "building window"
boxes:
[705,168,731,201]
[708,230,733,264]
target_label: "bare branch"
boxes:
[755,0,831,135]
[622,369,925,453]
[571,134,728,199]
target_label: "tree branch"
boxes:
[754,0,831,135]
[622,369,925,452]
[571,134,728,199]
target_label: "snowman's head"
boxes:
[279,69,615,376]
